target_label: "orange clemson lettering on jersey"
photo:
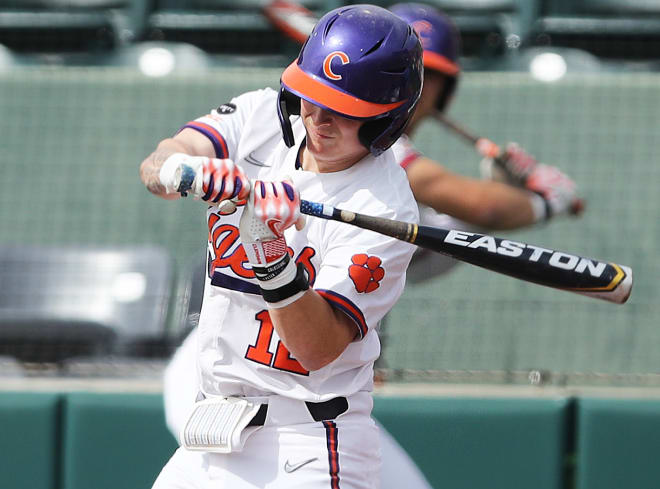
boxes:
[349,254,385,293]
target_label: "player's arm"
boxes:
[139,128,215,199]
[238,180,357,371]
[140,128,251,206]
[405,156,539,229]
[270,289,357,371]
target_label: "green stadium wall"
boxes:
[4,391,660,489]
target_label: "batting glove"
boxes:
[239,180,308,308]
[159,153,250,204]
[526,163,577,221]
[479,142,539,185]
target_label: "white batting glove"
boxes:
[239,180,307,307]
[159,153,250,205]
[526,163,577,221]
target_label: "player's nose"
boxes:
[305,101,333,125]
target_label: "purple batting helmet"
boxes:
[278,4,423,157]
[390,3,461,112]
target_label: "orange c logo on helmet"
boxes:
[323,51,350,80]
[412,20,433,48]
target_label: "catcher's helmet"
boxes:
[278,4,423,157]
[390,3,461,112]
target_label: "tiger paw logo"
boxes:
[349,254,384,293]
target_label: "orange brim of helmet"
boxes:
[281,61,406,119]
[423,51,460,76]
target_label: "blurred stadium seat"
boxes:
[421,0,524,60]
[0,244,175,363]
[146,0,331,55]
[178,250,206,338]
[0,0,150,53]
[0,41,14,68]
[362,0,533,64]
[491,45,604,78]
[529,0,660,61]
[102,40,213,75]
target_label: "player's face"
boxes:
[300,99,369,172]
[406,71,446,135]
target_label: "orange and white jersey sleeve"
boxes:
[390,134,422,171]
[311,193,417,341]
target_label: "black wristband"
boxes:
[260,262,309,304]
[251,253,291,282]
[534,191,553,221]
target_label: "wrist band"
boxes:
[260,262,309,306]
[529,192,551,222]
[251,253,292,282]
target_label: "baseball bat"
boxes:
[263,0,315,44]
[299,199,632,304]
[434,112,586,216]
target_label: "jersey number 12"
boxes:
[245,310,310,376]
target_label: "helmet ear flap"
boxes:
[277,86,301,147]
[359,115,411,157]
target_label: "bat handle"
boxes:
[476,138,501,159]
[300,199,334,219]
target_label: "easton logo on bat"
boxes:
[442,230,623,288]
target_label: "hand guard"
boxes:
[239,180,308,308]
[526,163,577,220]
[159,153,250,204]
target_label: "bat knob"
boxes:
[570,198,586,216]
[176,164,197,197]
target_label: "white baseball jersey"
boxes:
[182,88,418,402]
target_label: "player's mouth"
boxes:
[311,127,334,139]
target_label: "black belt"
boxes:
[247,396,348,426]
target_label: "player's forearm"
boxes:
[454,182,537,230]
[415,175,536,230]
[139,139,192,199]
[269,291,356,371]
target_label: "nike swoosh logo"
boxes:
[244,151,270,167]
[284,457,318,473]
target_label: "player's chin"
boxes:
[306,135,337,155]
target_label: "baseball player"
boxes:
[141,5,423,489]
[158,4,582,489]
